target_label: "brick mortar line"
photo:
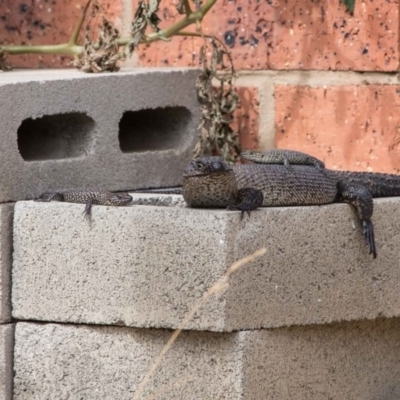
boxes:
[258,80,275,150]
[235,70,400,150]
[235,77,275,150]
[236,70,400,86]
[120,0,140,67]
[121,0,133,37]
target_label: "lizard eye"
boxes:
[196,162,204,170]
[212,162,224,171]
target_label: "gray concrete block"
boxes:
[12,197,400,331]
[242,318,400,400]
[130,192,186,207]
[0,68,200,202]
[1,324,14,400]
[14,322,242,400]
[13,319,400,399]
[0,204,14,323]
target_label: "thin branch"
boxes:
[183,0,192,16]
[68,0,93,46]
[117,0,217,45]
[0,43,83,56]
[132,248,267,400]
[0,0,217,59]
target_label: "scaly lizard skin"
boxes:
[182,152,400,258]
[35,189,132,218]
[135,149,326,195]
[241,149,325,172]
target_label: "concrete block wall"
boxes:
[0,204,14,400]
[0,324,14,400]
[13,319,400,399]
[0,205,13,323]
[12,197,400,331]
[9,194,400,398]
[0,63,201,400]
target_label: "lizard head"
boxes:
[183,157,233,178]
[182,157,238,207]
[106,192,133,206]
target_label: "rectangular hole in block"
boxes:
[118,106,192,153]
[17,112,95,161]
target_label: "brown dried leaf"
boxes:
[73,5,122,73]
[127,0,169,57]
[0,51,12,71]
[194,37,240,163]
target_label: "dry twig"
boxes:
[132,247,267,400]
[0,0,217,60]
[73,2,122,73]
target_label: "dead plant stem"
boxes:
[0,0,216,57]
[132,247,267,400]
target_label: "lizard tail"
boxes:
[330,170,400,198]
[132,187,183,195]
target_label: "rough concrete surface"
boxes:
[130,192,186,207]
[1,324,14,400]
[13,319,400,399]
[0,204,14,323]
[242,318,400,400]
[12,197,400,331]
[14,322,242,400]
[0,68,200,202]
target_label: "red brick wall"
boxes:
[1,0,399,172]
[0,1,123,68]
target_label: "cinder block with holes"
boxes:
[0,68,200,202]
[13,320,400,399]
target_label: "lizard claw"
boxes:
[227,205,252,220]
[362,219,376,259]
[82,200,93,221]
[227,188,263,220]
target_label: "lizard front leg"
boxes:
[83,200,94,219]
[337,182,376,258]
[227,188,264,219]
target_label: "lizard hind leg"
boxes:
[227,188,264,220]
[337,182,376,258]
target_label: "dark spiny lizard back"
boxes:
[233,164,337,206]
[180,153,400,258]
